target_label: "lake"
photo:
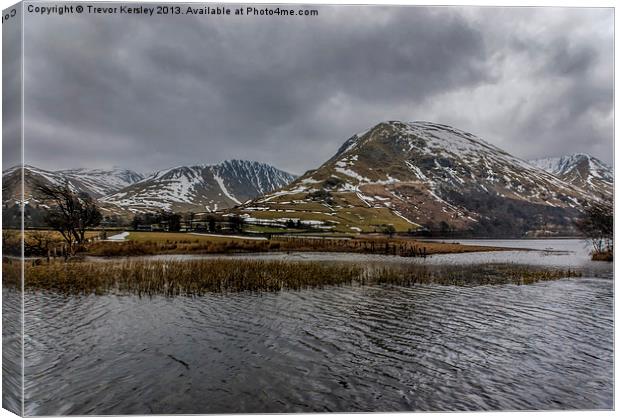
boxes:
[4,239,613,414]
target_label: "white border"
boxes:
[0,1,615,418]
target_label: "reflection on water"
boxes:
[13,240,614,414]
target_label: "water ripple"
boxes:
[12,274,611,414]
[7,239,613,414]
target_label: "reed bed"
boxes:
[9,259,362,296]
[4,258,581,296]
[368,263,580,286]
[591,251,613,262]
[85,235,504,258]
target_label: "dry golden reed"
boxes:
[4,258,581,296]
[85,236,506,258]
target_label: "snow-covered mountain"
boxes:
[3,126,609,235]
[2,165,144,206]
[2,165,144,199]
[239,121,599,236]
[101,160,296,213]
[529,154,613,199]
[3,165,65,209]
[58,168,145,197]
[2,165,145,226]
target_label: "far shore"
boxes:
[81,231,520,258]
[5,229,544,260]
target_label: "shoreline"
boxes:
[82,235,522,258]
[10,229,561,260]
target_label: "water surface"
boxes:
[11,239,614,414]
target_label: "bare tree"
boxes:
[384,225,396,238]
[228,214,245,233]
[24,230,63,257]
[207,215,217,233]
[575,200,613,256]
[36,181,102,254]
[185,212,195,232]
[2,229,21,257]
[160,211,182,232]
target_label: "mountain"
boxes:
[529,154,613,200]
[101,160,296,213]
[238,121,598,236]
[2,165,146,227]
[2,165,144,201]
[58,168,145,197]
[3,165,66,207]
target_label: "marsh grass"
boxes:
[592,251,613,262]
[86,239,275,257]
[369,263,580,286]
[5,258,581,296]
[85,235,505,258]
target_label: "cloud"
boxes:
[2,2,23,168]
[19,5,613,173]
[412,7,614,165]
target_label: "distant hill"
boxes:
[2,161,295,225]
[2,165,146,227]
[58,168,145,198]
[2,165,144,201]
[529,154,613,200]
[3,126,610,237]
[100,160,296,213]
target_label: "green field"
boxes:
[240,206,415,233]
[125,231,257,243]
[240,189,420,233]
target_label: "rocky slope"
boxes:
[101,160,296,213]
[2,165,144,201]
[529,154,613,200]
[2,165,146,226]
[58,168,145,197]
[239,121,599,236]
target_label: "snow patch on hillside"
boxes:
[214,174,241,205]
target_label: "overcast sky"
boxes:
[19,5,613,174]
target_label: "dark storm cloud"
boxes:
[416,7,613,166]
[3,2,23,168]
[520,16,612,162]
[19,5,613,174]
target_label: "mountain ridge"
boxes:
[2,160,296,223]
[528,153,613,199]
[101,159,296,213]
[2,122,611,236]
[236,120,605,236]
